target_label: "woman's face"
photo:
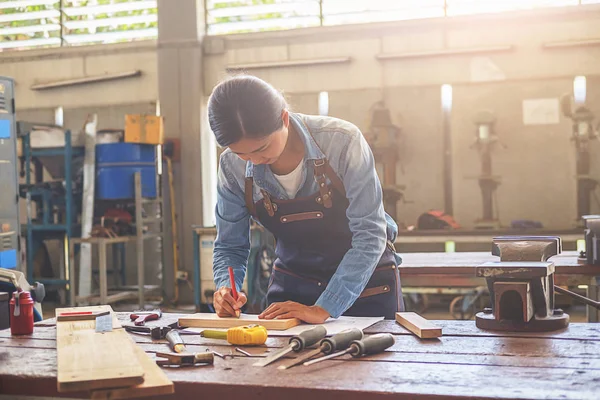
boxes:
[228,111,289,165]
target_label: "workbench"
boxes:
[399,251,600,322]
[191,228,600,321]
[1,312,599,400]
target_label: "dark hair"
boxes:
[208,75,288,147]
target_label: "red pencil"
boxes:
[228,266,238,301]
[228,266,240,318]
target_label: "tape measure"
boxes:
[202,324,268,346]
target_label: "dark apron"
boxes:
[244,155,404,320]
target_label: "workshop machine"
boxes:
[363,101,406,223]
[0,76,46,321]
[560,93,599,224]
[0,77,21,271]
[579,214,600,265]
[470,110,503,230]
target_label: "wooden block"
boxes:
[56,306,145,393]
[178,313,301,330]
[395,312,442,339]
[90,342,174,400]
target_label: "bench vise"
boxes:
[475,236,570,332]
[579,215,600,265]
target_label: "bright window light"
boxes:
[441,84,453,112]
[574,76,587,105]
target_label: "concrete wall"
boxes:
[203,4,600,228]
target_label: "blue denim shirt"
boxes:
[213,112,399,318]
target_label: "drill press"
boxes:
[364,101,406,223]
[560,93,599,224]
[470,110,503,230]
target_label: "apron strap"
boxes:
[244,177,258,218]
[260,189,276,217]
[313,159,347,208]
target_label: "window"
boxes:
[0,0,157,50]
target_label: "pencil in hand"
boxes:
[228,266,241,318]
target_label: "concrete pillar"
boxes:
[157,0,205,303]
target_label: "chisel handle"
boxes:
[166,330,186,353]
[320,328,364,355]
[349,333,395,357]
[290,325,327,351]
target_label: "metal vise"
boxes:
[580,215,600,265]
[475,236,569,332]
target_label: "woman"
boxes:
[209,75,404,324]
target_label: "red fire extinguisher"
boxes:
[10,290,34,335]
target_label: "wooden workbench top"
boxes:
[398,251,600,275]
[1,312,599,400]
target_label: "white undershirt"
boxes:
[273,160,304,199]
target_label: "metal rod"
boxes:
[319,0,323,26]
[554,286,600,310]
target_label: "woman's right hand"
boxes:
[214,287,247,317]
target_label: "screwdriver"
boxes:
[252,325,327,367]
[277,328,363,370]
[303,333,395,367]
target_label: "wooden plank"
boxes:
[395,312,442,339]
[2,347,600,400]
[90,343,174,400]
[179,313,301,330]
[55,305,145,393]
[78,114,97,299]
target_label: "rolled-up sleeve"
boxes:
[314,130,387,318]
[212,155,251,293]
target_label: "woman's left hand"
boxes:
[258,301,330,324]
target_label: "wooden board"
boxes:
[178,313,301,330]
[90,343,174,400]
[56,305,145,393]
[395,312,442,339]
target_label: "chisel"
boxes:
[303,333,395,366]
[166,329,187,353]
[252,325,327,367]
[277,328,363,370]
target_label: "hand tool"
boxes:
[554,286,600,310]
[228,266,241,318]
[278,328,363,370]
[124,322,200,340]
[155,351,214,367]
[235,347,252,357]
[129,309,162,326]
[303,333,395,367]
[208,349,234,360]
[200,324,268,346]
[166,329,187,353]
[56,310,112,332]
[125,325,172,340]
[253,325,327,367]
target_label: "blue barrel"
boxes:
[96,143,157,200]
